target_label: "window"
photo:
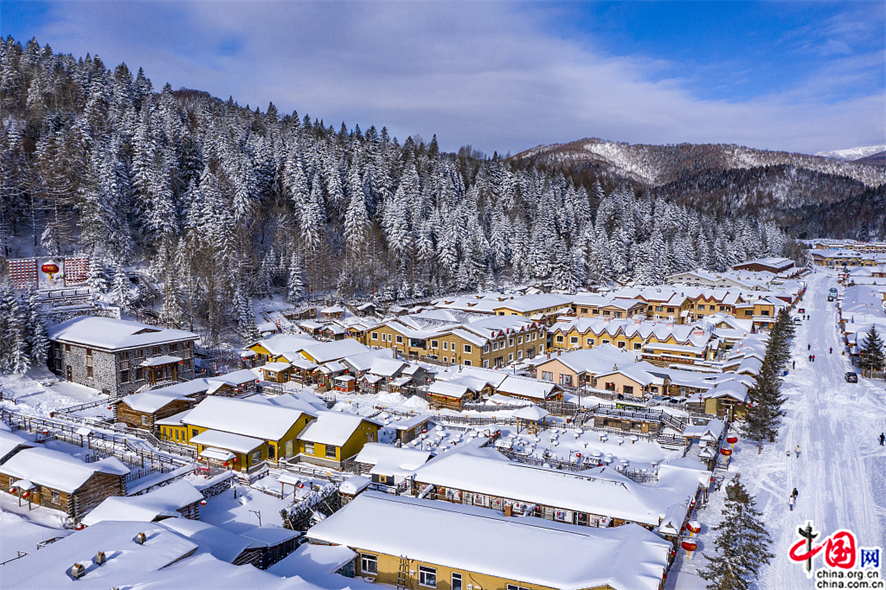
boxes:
[560,374,573,386]
[517,350,523,359]
[361,554,378,575]
[587,338,594,346]
[483,344,489,353]
[623,385,634,395]
[175,429,180,441]
[655,306,663,312]
[443,342,449,350]
[431,340,438,349]
[581,308,588,314]
[508,338,514,347]
[761,310,770,316]
[452,573,463,590]
[464,360,471,366]
[119,358,129,371]
[371,332,378,340]
[152,346,162,356]
[602,339,610,345]
[304,442,315,455]
[135,367,144,381]
[170,343,179,353]
[719,306,726,311]
[518,336,523,345]
[419,566,437,588]
[698,305,705,311]
[192,429,199,438]
[120,370,130,383]
[86,366,94,379]
[542,371,553,382]
[51,491,60,505]
[251,449,262,465]
[507,585,529,590]
[617,342,626,349]
[570,337,578,344]
[396,335,403,344]
[633,343,642,350]
[603,310,610,316]
[493,342,499,351]
[64,343,71,353]
[592,309,600,315]
[667,307,675,313]
[555,336,563,343]
[141,415,148,426]
[744,310,753,316]
[483,360,489,368]
[325,445,337,459]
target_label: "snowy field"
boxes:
[668,270,886,590]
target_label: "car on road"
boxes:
[793,317,802,324]
[845,372,858,383]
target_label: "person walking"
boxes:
[792,487,799,500]
[786,448,791,458]
[790,493,795,511]
[808,343,811,350]
[879,432,884,446]
[792,360,796,369]
[795,444,800,458]
[812,355,815,362]
[829,347,833,354]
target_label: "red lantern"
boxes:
[720,448,732,456]
[223,461,229,467]
[575,453,582,458]
[233,457,237,463]
[49,412,54,418]
[726,436,738,445]
[41,262,60,275]
[8,487,16,494]
[681,540,697,552]
[200,500,207,506]
[76,524,85,530]
[22,491,30,499]
[107,406,112,410]
[686,522,701,535]
[297,482,304,489]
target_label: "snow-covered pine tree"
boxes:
[700,475,772,590]
[858,326,885,376]
[26,287,48,367]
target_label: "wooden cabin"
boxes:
[387,415,431,445]
[258,362,294,383]
[297,412,381,470]
[0,448,128,520]
[425,382,478,410]
[114,390,196,431]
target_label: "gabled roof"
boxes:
[1,447,128,493]
[82,480,204,526]
[208,369,259,386]
[297,411,378,447]
[47,317,197,351]
[183,397,312,441]
[300,340,370,363]
[307,492,671,590]
[251,333,318,356]
[496,375,561,400]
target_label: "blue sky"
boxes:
[2,1,884,155]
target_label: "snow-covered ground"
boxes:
[668,269,886,589]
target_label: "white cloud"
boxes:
[25,1,886,154]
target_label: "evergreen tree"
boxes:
[26,288,48,367]
[858,326,885,376]
[700,475,773,590]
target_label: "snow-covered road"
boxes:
[749,270,886,588]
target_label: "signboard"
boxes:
[7,256,90,290]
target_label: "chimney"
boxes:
[70,564,86,580]
[94,551,106,565]
[136,532,146,545]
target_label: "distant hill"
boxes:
[814,145,886,161]
[510,138,886,239]
[854,151,886,167]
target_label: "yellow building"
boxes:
[306,492,671,590]
[296,412,381,470]
[158,396,315,471]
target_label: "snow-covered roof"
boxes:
[412,453,694,528]
[354,443,432,471]
[512,404,550,421]
[149,378,212,397]
[159,518,259,563]
[240,524,301,546]
[183,397,310,441]
[120,389,190,413]
[0,447,128,493]
[260,361,292,372]
[388,414,430,430]
[496,375,560,400]
[139,355,183,367]
[297,411,378,447]
[47,316,198,351]
[192,429,264,454]
[339,475,372,495]
[207,369,259,386]
[491,293,573,313]
[252,333,317,356]
[426,381,475,399]
[0,430,32,460]
[307,492,670,590]
[268,543,357,580]
[536,345,637,375]
[300,340,370,363]
[321,305,345,314]
[82,480,204,526]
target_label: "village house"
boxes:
[247,333,318,365]
[206,368,260,397]
[0,447,129,519]
[490,293,574,322]
[593,362,669,397]
[494,374,564,403]
[82,480,205,526]
[0,430,33,464]
[159,396,316,471]
[47,316,199,396]
[353,443,432,487]
[410,452,703,539]
[296,411,381,470]
[534,345,638,389]
[732,257,796,274]
[306,492,672,590]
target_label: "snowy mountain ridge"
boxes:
[512,137,886,188]
[814,145,886,161]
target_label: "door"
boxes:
[66,365,72,381]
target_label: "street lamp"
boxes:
[249,510,262,526]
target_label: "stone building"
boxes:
[47,317,199,397]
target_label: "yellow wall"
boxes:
[301,420,379,464]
